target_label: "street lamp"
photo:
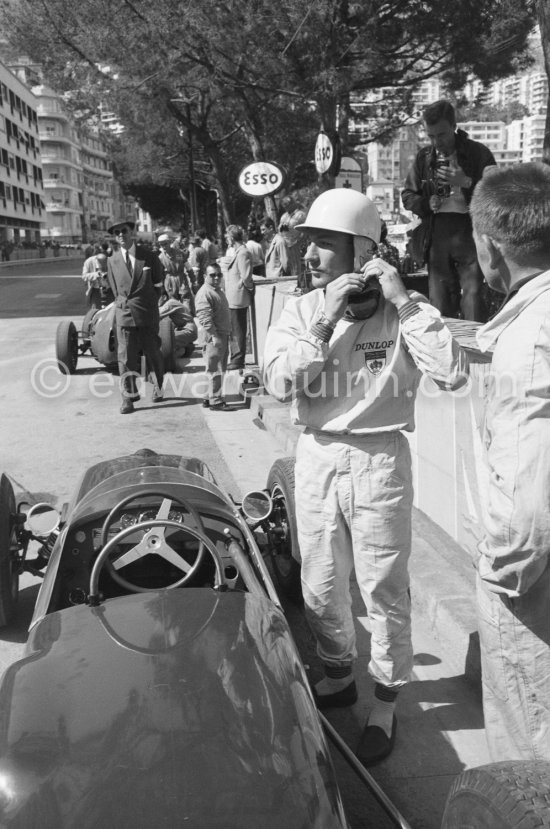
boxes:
[171,96,199,233]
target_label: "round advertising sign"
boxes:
[315,131,334,174]
[314,130,342,177]
[238,161,286,197]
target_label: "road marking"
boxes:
[35,293,62,298]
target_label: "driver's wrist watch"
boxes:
[310,312,335,343]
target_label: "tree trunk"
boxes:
[536,0,550,162]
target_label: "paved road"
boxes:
[0,257,84,318]
[0,260,491,828]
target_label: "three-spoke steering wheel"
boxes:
[90,489,224,597]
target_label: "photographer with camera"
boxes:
[402,99,495,322]
[264,189,466,765]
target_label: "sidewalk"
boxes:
[248,391,481,687]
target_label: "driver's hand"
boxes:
[429,195,442,212]
[324,273,367,323]
[361,257,410,309]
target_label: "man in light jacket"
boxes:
[223,224,254,370]
[471,162,550,762]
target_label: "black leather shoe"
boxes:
[209,402,230,411]
[152,387,164,403]
[313,680,358,710]
[356,715,397,765]
[226,362,244,371]
[120,400,134,414]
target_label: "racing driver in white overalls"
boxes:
[263,189,467,765]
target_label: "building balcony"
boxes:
[46,202,82,215]
[36,105,69,121]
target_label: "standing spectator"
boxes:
[81,245,113,310]
[246,226,265,276]
[471,162,550,762]
[378,221,401,271]
[224,224,254,371]
[278,195,306,248]
[263,189,465,764]
[1,240,14,261]
[157,232,194,311]
[198,228,219,265]
[277,196,304,281]
[188,235,207,291]
[195,263,231,410]
[402,99,495,322]
[262,218,294,280]
[106,218,165,414]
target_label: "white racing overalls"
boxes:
[264,289,466,688]
[476,270,550,761]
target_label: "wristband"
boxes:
[309,321,334,342]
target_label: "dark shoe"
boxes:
[356,715,397,766]
[313,680,358,710]
[209,402,230,411]
[152,387,164,403]
[202,399,210,408]
[120,400,134,414]
[226,362,244,371]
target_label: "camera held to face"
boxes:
[433,151,451,199]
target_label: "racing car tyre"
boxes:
[55,320,78,374]
[0,474,19,627]
[267,458,302,603]
[441,760,550,829]
[160,318,176,373]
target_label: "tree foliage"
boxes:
[0,0,537,222]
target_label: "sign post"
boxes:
[334,156,363,191]
[314,130,341,178]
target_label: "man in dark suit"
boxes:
[106,218,165,414]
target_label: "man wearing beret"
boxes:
[106,218,165,414]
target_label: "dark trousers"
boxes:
[117,325,164,401]
[229,307,248,367]
[428,213,487,322]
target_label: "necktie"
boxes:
[125,250,133,276]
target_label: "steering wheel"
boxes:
[89,519,225,603]
[99,489,206,593]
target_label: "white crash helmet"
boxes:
[296,188,382,244]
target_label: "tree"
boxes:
[0,0,536,219]
[535,2,550,160]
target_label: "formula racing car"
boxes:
[54,303,189,376]
[0,450,350,828]
[1,453,549,829]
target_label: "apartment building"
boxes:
[507,114,546,163]
[464,72,548,116]
[80,128,117,240]
[0,60,44,245]
[34,84,84,243]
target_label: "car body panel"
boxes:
[0,590,347,828]
[87,302,117,366]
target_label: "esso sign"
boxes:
[238,162,285,197]
[315,132,333,174]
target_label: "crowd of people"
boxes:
[80,204,316,414]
